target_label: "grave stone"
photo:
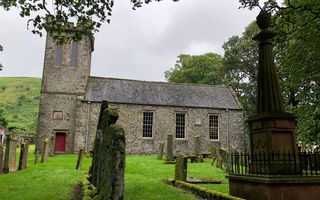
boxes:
[175,155,188,181]
[18,140,29,170]
[97,107,125,200]
[219,148,232,172]
[49,136,55,156]
[157,143,164,160]
[76,148,84,170]
[3,135,18,173]
[0,143,3,174]
[41,138,49,163]
[166,134,174,161]
[194,135,203,163]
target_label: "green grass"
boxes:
[0,77,41,134]
[0,145,228,200]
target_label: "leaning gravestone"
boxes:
[76,148,84,170]
[175,155,188,181]
[3,135,18,173]
[157,142,164,160]
[41,138,49,163]
[91,101,108,186]
[166,134,174,161]
[0,143,3,174]
[18,140,29,170]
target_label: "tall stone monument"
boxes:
[228,11,320,200]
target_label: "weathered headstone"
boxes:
[91,101,108,186]
[193,135,203,163]
[98,123,125,200]
[219,148,232,172]
[166,134,174,161]
[0,143,3,174]
[41,138,49,163]
[175,155,188,181]
[49,136,55,156]
[76,148,84,170]
[3,135,18,173]
[18,140,29,170]
[91,101,126,200]
[157,142,164,160]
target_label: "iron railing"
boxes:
[229,151,320,176]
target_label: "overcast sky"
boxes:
[0,0,259,81]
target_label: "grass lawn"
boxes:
[0,145,228,200]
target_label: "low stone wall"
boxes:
[163,178,244,200]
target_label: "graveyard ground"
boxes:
[0,145,228,200]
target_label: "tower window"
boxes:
[55,44,62,66]
[70,41,78,68]
[209,115,219,140]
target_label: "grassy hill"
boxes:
[0,77,41,134]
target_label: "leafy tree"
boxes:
[0,106,8,128]
[165,53,224,85]
[225,0,320,147]
[222,22,259,117]
[0,0,179,41]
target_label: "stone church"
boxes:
[36,26,245,154]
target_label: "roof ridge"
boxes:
[88,76,227,89]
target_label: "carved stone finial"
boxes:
[256,11,271,30]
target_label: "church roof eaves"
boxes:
[84,76,242,110]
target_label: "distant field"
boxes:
[0,77,41,134]
[0,146,229,200]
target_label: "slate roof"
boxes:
[84,76,242,110]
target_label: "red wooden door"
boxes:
[55,132,66,152]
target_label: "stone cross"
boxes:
[175,155,188,181]
[166,134,174,161]
[157,142,164,160]
[41,138,49,163]
[3,135,18,173]
[0,143,3,174]
[76,148,84,170]
[18,140,29,170]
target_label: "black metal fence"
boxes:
[229,151,320,176]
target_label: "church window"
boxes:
[209,115,219,140]
[53,111,63,121]
[143,112,153,138]
[55,44,63,66]
[70,41,78,68]
[175,113,185,139]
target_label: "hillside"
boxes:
[0,77,41,134]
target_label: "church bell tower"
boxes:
[36,23,94,153]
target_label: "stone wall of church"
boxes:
[36,93,78,153]
[73,102,245,154]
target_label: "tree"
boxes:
[225,0,320,147]
[0,106,8,128]
[165,53,224,85]
[0,0,179,41]
[222,21,259,117]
